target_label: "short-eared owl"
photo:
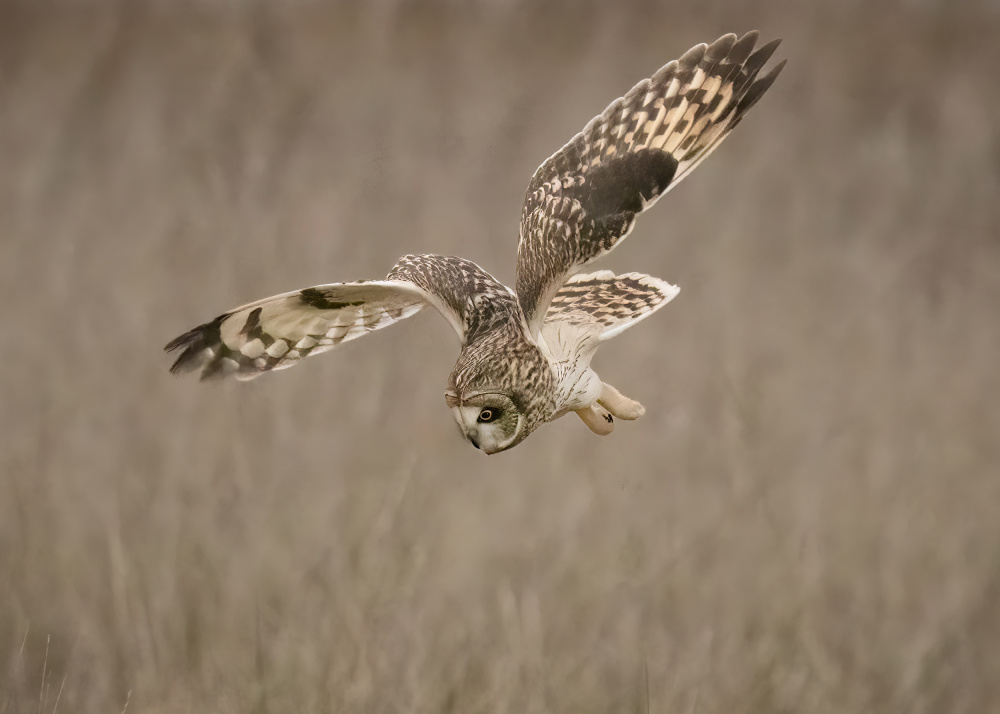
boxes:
[166,32,784,454]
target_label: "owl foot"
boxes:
[598,382,646,420]
[576,404,615,435]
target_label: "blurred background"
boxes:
[1,0,999,711]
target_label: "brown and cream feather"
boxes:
[166,33,784,453]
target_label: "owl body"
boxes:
[166,32,785,454]
[442,279,612,452]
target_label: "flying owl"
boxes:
[166,32,785,454]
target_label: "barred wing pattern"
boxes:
[165,282,429,381]
[387,254,521,345]
[545,271,680,341]
[165,254,507,381]
[164,32,784,455]
[517,31,785,334]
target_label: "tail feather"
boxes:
[544,270,679,341]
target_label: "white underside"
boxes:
[537,314,649,431]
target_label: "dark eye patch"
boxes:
[478,408,501,424]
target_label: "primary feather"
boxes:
[516,31,785,334]
[166,33,784,453]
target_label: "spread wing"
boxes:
[516,31,785,335]
[540,271,679,367]
[165,254,510,381]
[545,271,679,341]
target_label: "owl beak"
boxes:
[466,427,501,455]
[450,403,503,454]
[451,405,485,452]
[466,428,497,454]
[474,432,506,455]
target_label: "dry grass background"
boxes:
[1,1,999,711]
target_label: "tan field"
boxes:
[2,2,999,711]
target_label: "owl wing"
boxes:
[544,271,679,341]
[540,271,679,366]
[516,31,784,335]
[165,254,508,381]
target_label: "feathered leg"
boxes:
[598,382,645,420]
[575,404,615,435]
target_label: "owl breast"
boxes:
[550,362,603,418]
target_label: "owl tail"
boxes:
[544,270,679,342]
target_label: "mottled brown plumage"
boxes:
[166,32,784,453]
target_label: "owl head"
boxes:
[445,390,527,454]
[445,332,553,454]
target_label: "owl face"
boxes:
[167,34,784,454]
[446,391,524,454]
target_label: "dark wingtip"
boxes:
[757,37,783,54]
[164,330,193,354]
[728,31,760,65]
[706,33,737,60]
[743,38,782,77]
[677,41,707,69]
[767,57,788,80]
[164,314,227,375]
[736,57,786,117]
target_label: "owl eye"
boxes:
[478,408,501,423]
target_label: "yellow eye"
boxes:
[478,408,500,423]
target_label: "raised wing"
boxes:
[166,254,509,381]
[517,31,784,335]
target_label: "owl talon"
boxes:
[165,33,784,455]
[598,382,645,420]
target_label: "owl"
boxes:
[166,32,784,454]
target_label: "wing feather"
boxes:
[516,32,784,335]
[165,254,512,381]
[164,281,431,381]
[544,271,679,342]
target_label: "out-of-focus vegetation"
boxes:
[2,1,999,711]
